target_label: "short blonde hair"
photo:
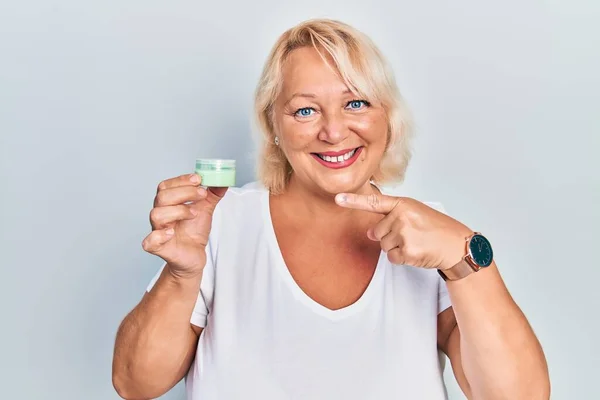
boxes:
[253,18,413,194]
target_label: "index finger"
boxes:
[157,173,201,192]
[335,192,400,214]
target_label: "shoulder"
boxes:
[211,181,267,226]
[216,181,266,208]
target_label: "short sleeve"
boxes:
[437,276,452,314]
[145,235,218,329]
[424,201,454,314]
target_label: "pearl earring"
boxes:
[274,136,280,146]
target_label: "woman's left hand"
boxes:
[335,192,473,270]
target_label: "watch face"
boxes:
[469,234,493,267]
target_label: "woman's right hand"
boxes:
[142,173,227,280]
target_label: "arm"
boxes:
[112,174,226,399]
[333,193,550,400]
[438,263,550,399]
[112,266,204,400]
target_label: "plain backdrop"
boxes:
[1,0,598,399]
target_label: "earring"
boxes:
[274,136,280,146]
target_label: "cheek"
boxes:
[280,118,318,151]
[351,114,388,145]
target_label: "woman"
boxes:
[112,19,550,399]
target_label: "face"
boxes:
[272,46,388,196]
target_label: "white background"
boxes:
[1,0,598,398]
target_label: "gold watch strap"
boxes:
[438,257,478,281]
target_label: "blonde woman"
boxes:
[112,19,550,400]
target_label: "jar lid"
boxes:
[195,158,236,170]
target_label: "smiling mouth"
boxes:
[313,147,360,163]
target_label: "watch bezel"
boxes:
[467,233,493,268]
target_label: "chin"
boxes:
[314,173,371,196]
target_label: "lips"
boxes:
[314,148,358,163]
[310,147,363,169]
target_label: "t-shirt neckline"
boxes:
[260,188,386,321]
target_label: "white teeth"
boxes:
[317,148,358,163]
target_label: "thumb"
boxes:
[203,187,229,211]
[367,227,378,241]
[335,192,400,214]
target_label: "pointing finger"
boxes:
[335,192,400,214]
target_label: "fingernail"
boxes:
[190,174,200,184]
[336,194,347,204]
[198,188,207,197]
[165,228,174,235]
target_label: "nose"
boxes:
[317,109,349,144]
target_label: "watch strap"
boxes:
[438,257,478,281]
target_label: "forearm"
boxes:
[447,262,550,399]
[112,266,203,399]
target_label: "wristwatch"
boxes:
[438,232,494,281]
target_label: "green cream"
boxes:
[195,159,236,187]
[195,169,236,187]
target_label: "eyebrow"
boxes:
[283,89,353,107]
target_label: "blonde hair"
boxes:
[253,18,413,194]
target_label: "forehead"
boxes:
[280,46,349,97]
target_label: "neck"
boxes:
[277,174,380,228]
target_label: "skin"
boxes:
[112,178,226,399]
[272,47,549,399]
[269,46,390,310]
[112,46,550,399]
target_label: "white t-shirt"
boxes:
[147,182,453,399]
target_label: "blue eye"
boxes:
[295,108,315,117]
[347,100,368,110]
